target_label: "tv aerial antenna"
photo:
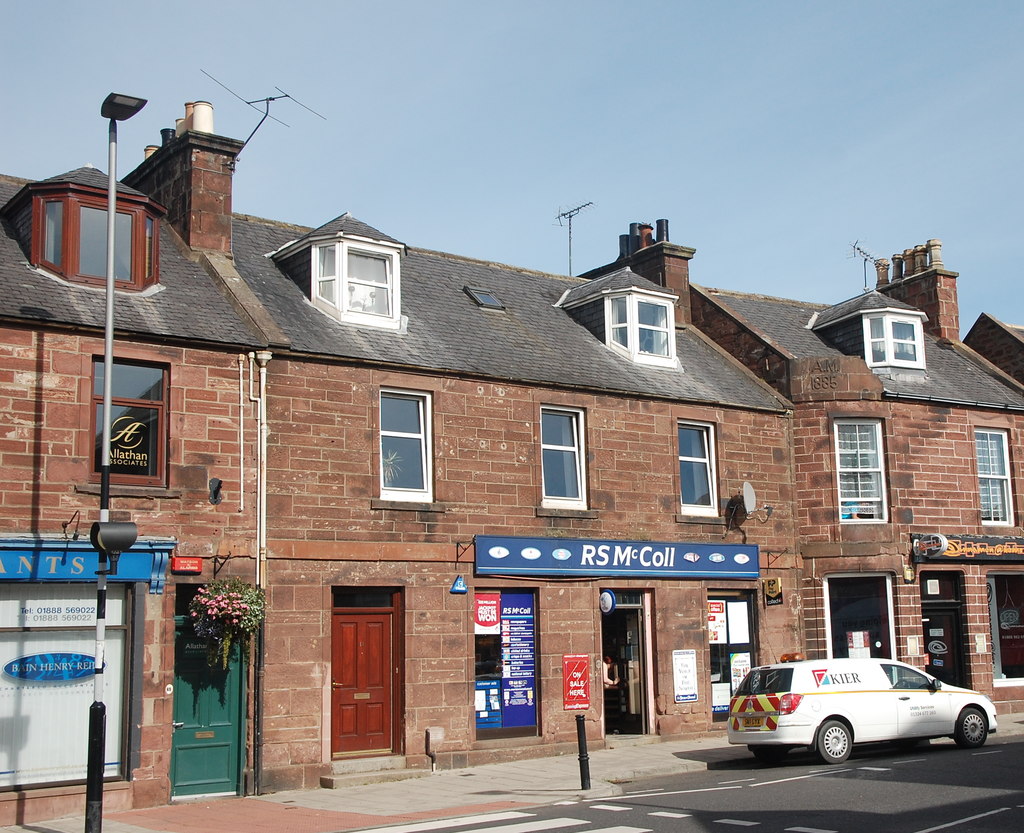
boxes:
[201,69,327,159]
[556,201,593,276]
[849,240,880,291]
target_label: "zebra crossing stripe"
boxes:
[370,812,535,833]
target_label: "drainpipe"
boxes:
[238,355,246,513]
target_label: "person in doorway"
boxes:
[602,655,620,689]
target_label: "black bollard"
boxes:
[575,713,591,790]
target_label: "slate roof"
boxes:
[558,266,677,308]
[700,286,1024,410]
[281,212,404,249]
[0,174,261,347]
[232,214,787,411]
[812,289,920,330]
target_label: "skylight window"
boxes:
[464,286,504,310]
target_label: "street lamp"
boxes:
[85,92,146,833]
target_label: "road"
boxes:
[366,735,1024,833]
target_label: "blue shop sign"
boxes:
[0,537,174,594]
[475,535,759,579]
[4,652,97,682]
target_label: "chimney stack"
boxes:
[879,238,960,340]
[124,101,242,254]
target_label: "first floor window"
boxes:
[989,575,1024,681]
[92,359,168,486]
[0,583,129,788]
[678,422,716,514]
[540,407,586,508]
[313,239,401,327]
[976,429,1013,525]
[835,419,887,522]
[824,574,894,659]
[379,390,432,501]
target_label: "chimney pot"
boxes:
[144,145,159,159]
[655,218,669,242]
[891,253,904,281]
[192,101,214,134]
[927,238,943,269]
[913,244,927,274]
[160,127,175,146]
[618,234,631,260]
[638,223,654,249]
[875,258,891,287]
[903,248,915,276]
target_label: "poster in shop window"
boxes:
[707,601,727,644]
[474,592,537,731]
[672,649,698,703]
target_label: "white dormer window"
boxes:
[863,313,925,369]
[313,239,402,329]
[606,293,676,366]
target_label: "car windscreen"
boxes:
[734,667,793,696]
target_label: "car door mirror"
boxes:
[929,677,942,692]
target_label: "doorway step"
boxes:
[320,756,428,789]
[603,733,661,749]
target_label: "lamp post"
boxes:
[85,92,146,833]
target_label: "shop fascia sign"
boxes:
[0,537,174,594]
[475,535,759,579]
[911,531,1024,563]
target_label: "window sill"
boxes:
[536,507,598,519]
[992,678,1024,687]
[370,498,447,513]
[76,483,180,499]
[675,514,725,526]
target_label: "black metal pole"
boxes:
[575,713,591,790]
[85,549,109,833]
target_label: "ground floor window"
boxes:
[989,574,1024,681]
[473,591,537,738]
[708,591,753,718]
[0,582,129,788]
[824,574,894,659]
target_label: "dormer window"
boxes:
[863,312,925,369]
[606,292,675,366]
[26,183,160,290]
[312,239,402,328]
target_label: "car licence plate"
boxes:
[741,716,764,729]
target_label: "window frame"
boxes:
[603,291,676,366]
[539,406,587,509]
[834,418,888,523]
[30,186,160,290]
[677,421,718,516]
[312,238,402,329]
[823,573,896,660]
[90,358,169,487]
[988,573,1024,684]
[378,389,433,502]
[975,428,1014,526]
[862,312,925,369]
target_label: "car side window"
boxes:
[883,664,930,690]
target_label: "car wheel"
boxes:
[816,719,852,764]
[953,707,988,749]
[749,745,789,765]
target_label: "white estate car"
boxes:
[727,657,998,764]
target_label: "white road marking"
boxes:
[912,807,1010,833]
[971,750,1001,756]
[751,769,851,787]
[785,828,838,833]
[374,812,536,833]
[649,812,691,819]
[713,821,760,827]
[554,801,578,806]
[858,766,891,771]
[591,805,631,812]
[719,778,757,784]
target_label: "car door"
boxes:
[882,663,952,737]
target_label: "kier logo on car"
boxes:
[812,669,862,686]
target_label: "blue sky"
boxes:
[5,1,1023,334]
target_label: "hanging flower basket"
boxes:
[189,577,266,669]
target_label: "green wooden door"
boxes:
[170,615,246,797]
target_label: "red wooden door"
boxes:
[331,612,393,755]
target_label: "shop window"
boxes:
[473,591,537,738]
[0,583,129,788]
[92,359,168,486]
[379,390,432,502]
[976,429,1013,525]
[707,592,753,719]
[678,422,717,516]
[540,407,586,509]
[834,419,887,522]
[989,574,1024,681]
[31,189,160,290]
[824,574,894,659]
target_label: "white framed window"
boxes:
[823,574,895,659]
[834,419,887,522]
[862,313,925,369]
[313,238,402,328]
[976,428,1013,525]
[605,292,676,366]
[678,422,717,515]
[379,390,432,502]
[540,407,586,509]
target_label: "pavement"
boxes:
[8,713,1024,833]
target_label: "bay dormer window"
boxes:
[863,312,925,369]
[606,292,676,366]
[312,238,402,328]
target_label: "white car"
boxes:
[727,656,998,764]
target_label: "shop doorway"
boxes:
[171,587,246,798]
[331,587,402,757]
[600,590,649,735]
[920,571,967,687]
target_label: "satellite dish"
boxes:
[742,482,757,514]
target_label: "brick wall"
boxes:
[964,314,1024,385]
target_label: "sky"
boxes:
[4,1,1023,335]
